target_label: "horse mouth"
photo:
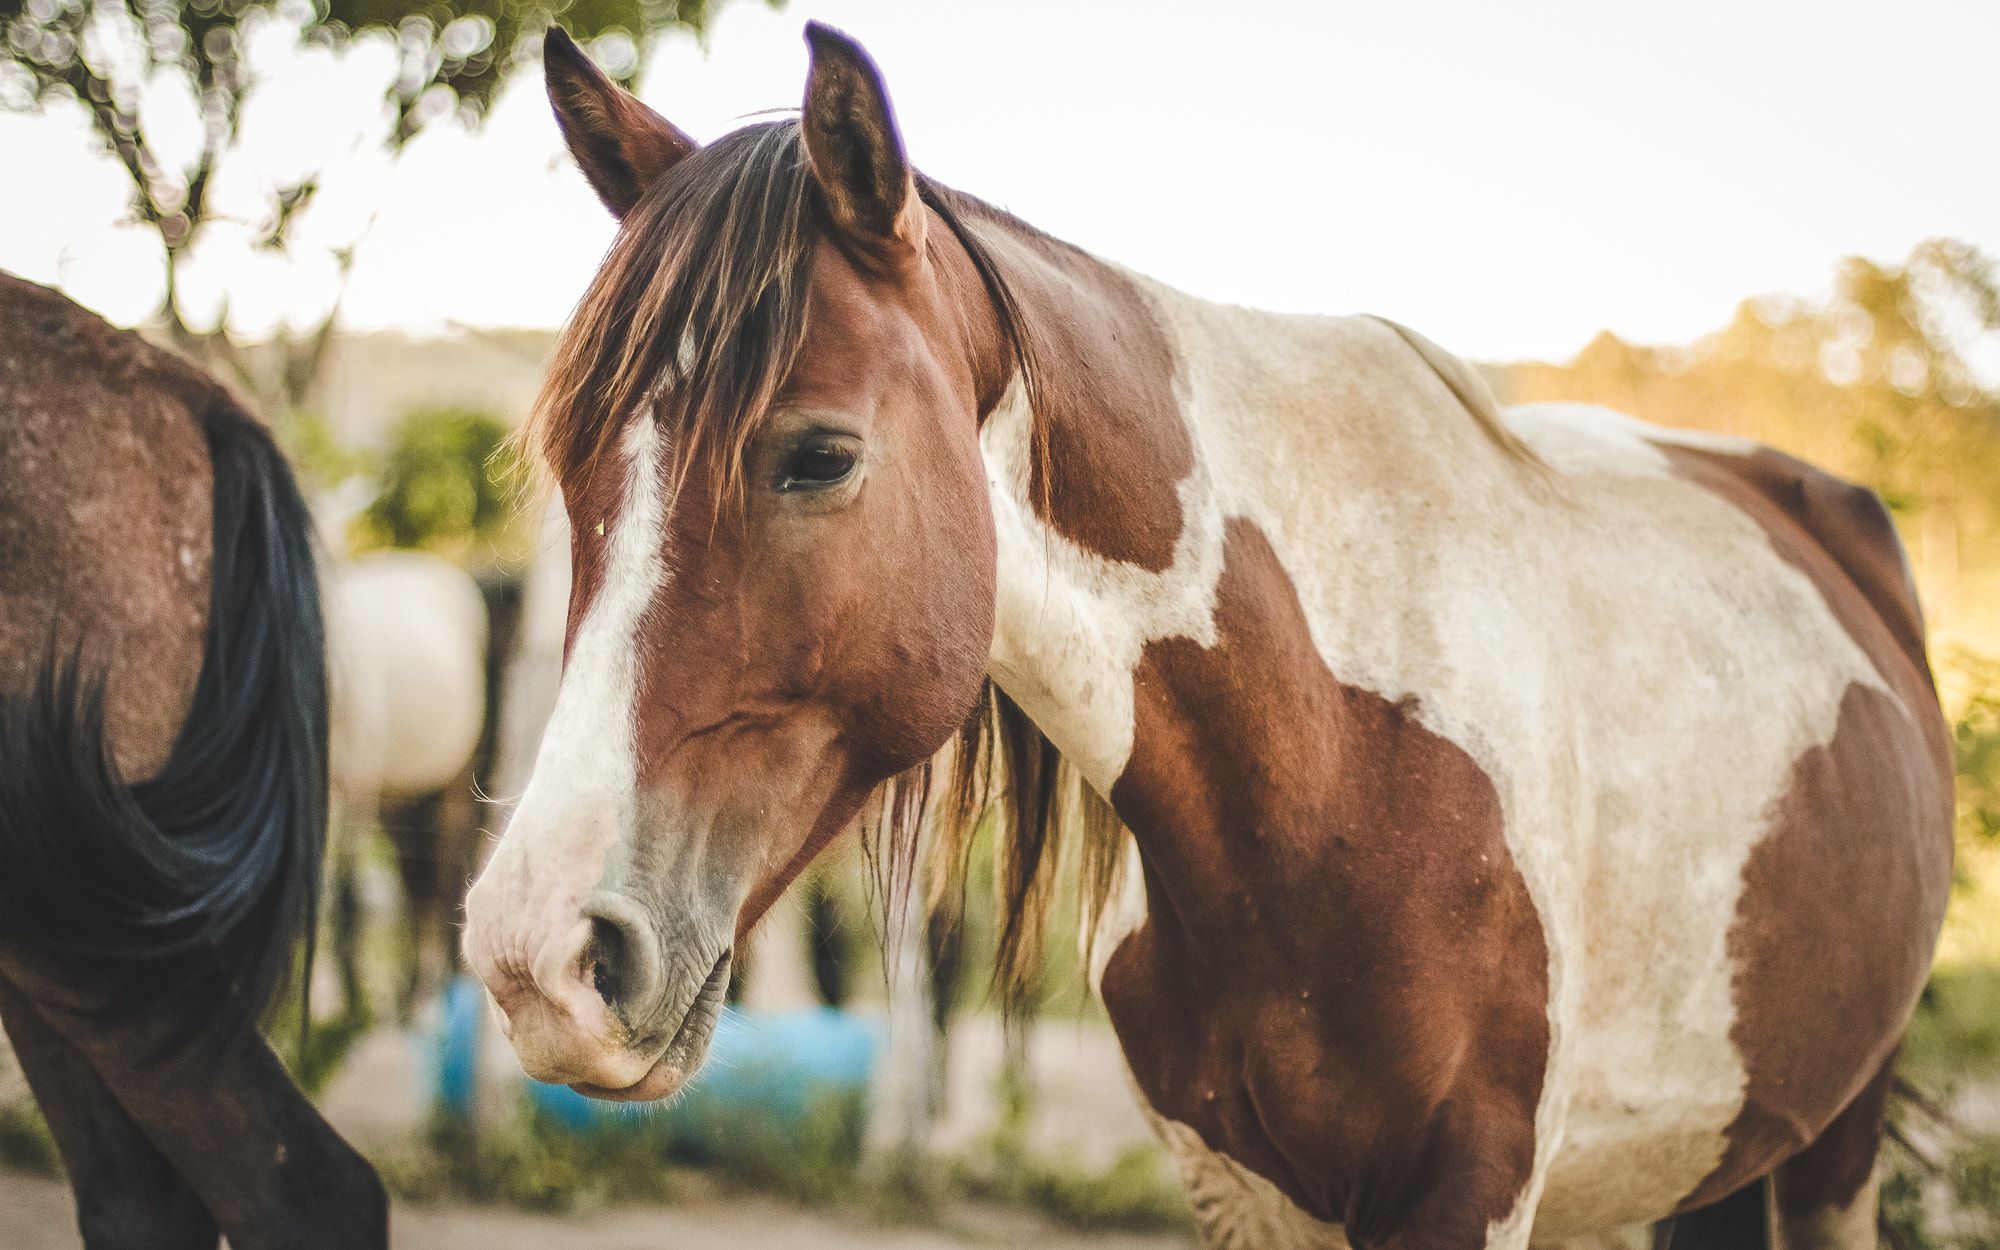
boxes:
[571,949,730,1102]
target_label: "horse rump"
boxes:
[0,393,328,1036]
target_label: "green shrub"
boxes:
[351,408,526,566]
[1905,967,2000,1073]
[1880,1073,2000,1250]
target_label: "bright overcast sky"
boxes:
[3,0,1996,362]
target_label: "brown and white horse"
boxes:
[463,25,1953,1249]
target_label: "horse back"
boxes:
[0,272,213,781]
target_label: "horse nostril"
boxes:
[589,915,627,1008]
[580,896,662,1023]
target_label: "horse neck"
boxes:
[967,216,1525,822]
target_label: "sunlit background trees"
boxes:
[0,0,754,413]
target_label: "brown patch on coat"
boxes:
[1661,446,1953,1211]
[1770,1049,1897,1221]
[971,223,1193,572]
[0,273,213,781]
[1100,517,1549,1245]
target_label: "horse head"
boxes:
[461,23,1009,1099]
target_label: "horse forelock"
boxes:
[523,123,1051,524]
[523,121,820,530]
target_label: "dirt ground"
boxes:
[0,1172,1192,1250]
[1,1015,1193,1250]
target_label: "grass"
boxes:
[1884,965,2000,1249]
[374,1083,870,1215]
[951,1064,1191,1235]
[954,1136,1192,1234]
[0,1099,60,1179]
[364,1068,1192,1236]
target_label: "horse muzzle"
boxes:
[463,866,732,1098]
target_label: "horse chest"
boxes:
[1096,632,1553,1234]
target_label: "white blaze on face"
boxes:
[464,414,667,1080]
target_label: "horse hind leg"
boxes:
[1653,1182,1768,1250]
[1766,1056,1895,1250]
[0,970,217,1250]
[1,944,388,1249]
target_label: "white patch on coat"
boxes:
[982,281,1902,1247]
[326,550,487,802]
[462,414,667,1084]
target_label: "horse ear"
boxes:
[544,25,697,220]
[801,22,926,271]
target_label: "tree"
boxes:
[1504,238,2000,638]
[0,0,759,410]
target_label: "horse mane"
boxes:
[1368,316,1541,467]
[524,121,816,505]
[523,119,1118,1012]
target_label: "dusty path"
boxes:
[3,1011,1189,1248]
[0,1173,1193,1250]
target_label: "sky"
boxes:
[2,0,1996,363]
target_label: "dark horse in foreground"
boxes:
[465,25,1952,1250]
[0,273,384,1247]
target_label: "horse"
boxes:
[326,549,493,1021]
[0,272,387,1247]
[461,25,1954,1250]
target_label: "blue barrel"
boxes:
[432,977,881,1142]
[434,974,484,1118]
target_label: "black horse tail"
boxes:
[0,395,328,1038]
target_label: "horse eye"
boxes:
[780,440,858,490]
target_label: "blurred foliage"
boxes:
[1506,239,2000,646]
[0,0,769,408]
[1906,966,2000,1074]
[1881,1086,2000,1250]
[1879,963,2000,1248]
[0,1098,61,1178]
[277,404,529,567]
[954,1141,1193,1235]
[274,405,370,491]
[952,1062,1191,1234]
[1955,652,2000,846]
[376,1084,866,1213]
[351,406,520,561]
[366,1071,1189,1235]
